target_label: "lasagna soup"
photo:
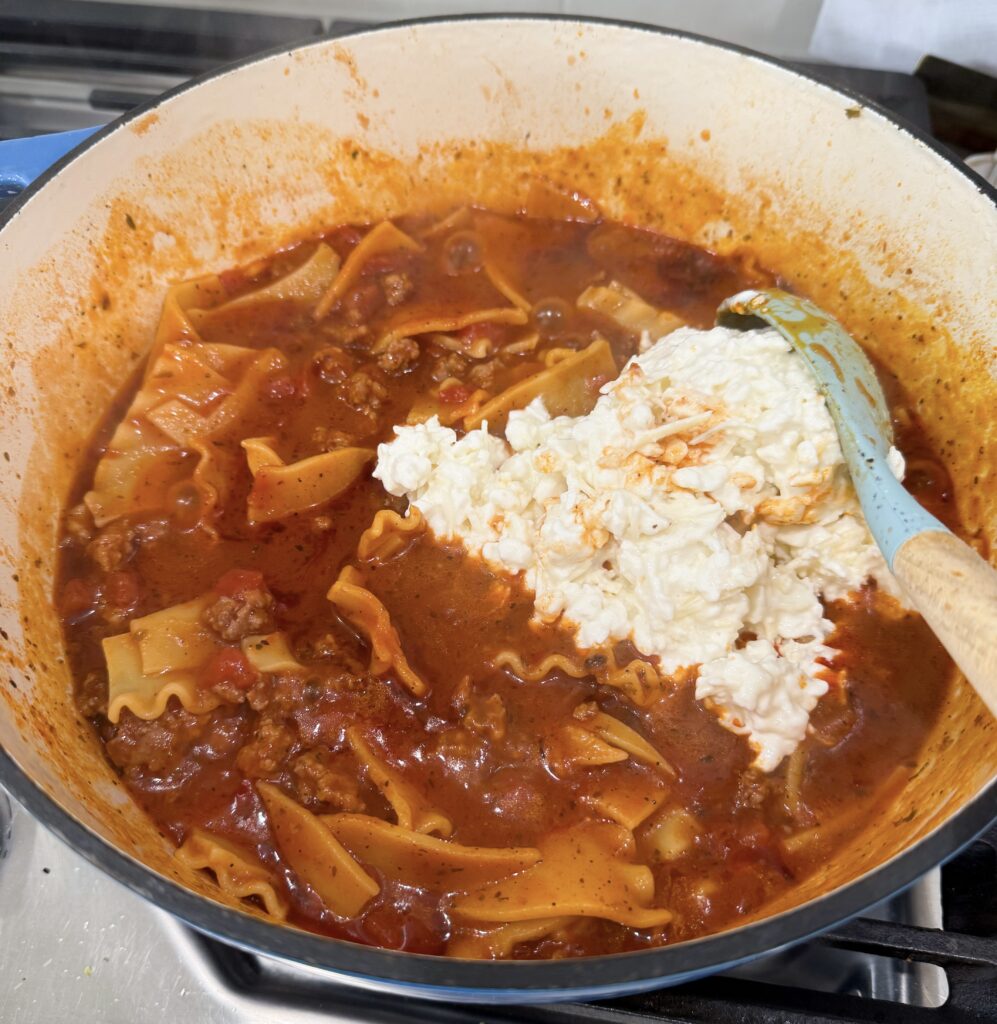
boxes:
[58,201,955,959]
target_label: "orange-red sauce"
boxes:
[57,207,955,958]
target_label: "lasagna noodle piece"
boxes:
[346,727,452,836]
[355,507,426,564]
[103,630,219,725]
[154,274,228,351]
[102,239,339,524]
[143,345,287,447]
[323,814,541,892]
[452,821,673,929]
[482,260,531,312]
[240,632,303,674]
[783,746,808,823]
[418,206,472,239]
[502,332,541,356]
[85,342,286,530]
[103,591,301,723]
[131,594,218,674]
[314,221,422,320]
[156,241,338,356]
[543,723,629,774]
[103,594,218,723]
[470,210,536,311]
[599,654,663,707]
[327,565,428,697]
[257,782,379,918]
[374,304,528,352]
[573,703,675,776]
[643,808,701,862]
[187,243,340,335]
[419,200,536,309]
[578,770,669,830]
[493,650,590,681]
[240,437,375,523]
[406,387,491,428]
[175,828,288,920]
[447,917,576,960]
[577,280,683,337]
[463,338,616,433]
[492,648,663,706]
[314,218,531,352]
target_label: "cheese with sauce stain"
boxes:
[375,326,906,771]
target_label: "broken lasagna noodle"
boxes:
[59,202,955,959]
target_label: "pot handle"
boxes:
[0,127,100,196]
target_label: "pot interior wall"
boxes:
[0,20,994,941]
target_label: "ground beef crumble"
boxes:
[236,712,298,777]
[342,369,388,413]
[105,705,246,774]
[380,271,414,307]
[313,345,355,384]
[467,359,499,390]
[77,668,107,718]
[86,520,138,573]
[312,426,355,451]
[291,749,365,812]
[430,352,467,383]
[375,336,420,375]
[202,588,275,642]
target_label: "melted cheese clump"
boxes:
[375,326,905,770]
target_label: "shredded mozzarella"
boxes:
[375,326,907,771]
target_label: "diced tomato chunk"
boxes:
[361,249,415,277]
[737,819,772,851]
[439,383,472,405]
[324,225,364,260]
[214,568,267,599]
[58,577,98,623]
[217,267,247,295]
[458,321,504,344]
[360,896,446,955]
[200,647,258,692]
[103,571,141,609]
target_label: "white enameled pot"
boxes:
[0,16,994,1004]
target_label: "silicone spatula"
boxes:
[718,288,997,713]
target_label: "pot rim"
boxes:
[1,13,995,1000]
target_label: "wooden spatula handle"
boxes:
[893,530,997,716]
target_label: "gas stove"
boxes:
[2,3,997,1022]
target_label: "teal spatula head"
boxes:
[717,288,939,565]
[717,287,997,710]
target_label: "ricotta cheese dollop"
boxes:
[374,326,906,771]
